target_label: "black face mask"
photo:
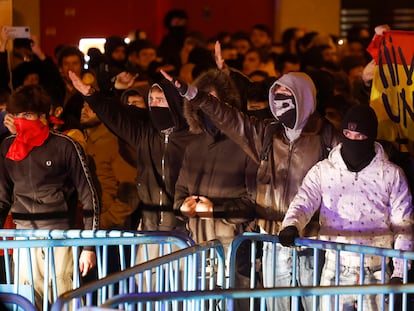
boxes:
[150,107,175,131]
[273,93,296,129]
[341,138,376,172]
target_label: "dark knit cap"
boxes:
[12,61,42,89]
[7,84,51,115]
[341,104,378,140]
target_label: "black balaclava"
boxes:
[341,105,378,172]
[273,93,296,129]
[150,107,175,131]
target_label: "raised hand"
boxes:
[3,113,16,134]
[30,34,46,60]
[68,70,93,96]
[374,24,390,36]
[362,59,376,85]
[160,69,189,95]
[114,71,138,90]
[214,41,224,70]
[0,26,11,52]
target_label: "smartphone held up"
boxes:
[6,26,31,39]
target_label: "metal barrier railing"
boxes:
[54,233,414,311]
[0,292,37,311]
[227,233,414,311]
[51,239,226,311]
[0,229,194,311]
[6,229,414,311]
[96,283,414,311]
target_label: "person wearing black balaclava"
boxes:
[340,104,377,172]
[68,70,197,285]
[281,104,413,310]
[161,62,340,311]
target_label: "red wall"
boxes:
[40,0,274,57]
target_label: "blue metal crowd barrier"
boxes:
[226,233,414,311]
[95,283,414,311]
[0,229,195,311]
[0,292,37,311]
[5,229,414,311]
[51,239,226,311]
[52,233,414,311]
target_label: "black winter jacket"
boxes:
[190,72,340,236]
[84,79,196,231]
[0,131,99,230]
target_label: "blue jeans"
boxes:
[320,257,388,311]
[262,242,322,311]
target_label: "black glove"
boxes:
[278,226,299,247]
[166,76,198,100]
[170,77,188,96]
[388,277,403,310]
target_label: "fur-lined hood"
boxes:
[184,69,241,134]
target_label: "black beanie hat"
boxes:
[104,36,126,56]
[12,61,42,89]
[7,84,51,115]
[341,104,378,140]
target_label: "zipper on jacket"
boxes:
[281,142,294,210]
[159,129,171,225]
[355,172,358,181]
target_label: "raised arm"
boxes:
[160,69,265,163]
[69,70,147,147]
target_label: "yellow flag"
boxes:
[369,30,414,152]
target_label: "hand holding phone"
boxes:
[6,26,31,39]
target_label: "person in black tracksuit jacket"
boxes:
[0,85,99,308]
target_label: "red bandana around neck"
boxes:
[6,118,50,161]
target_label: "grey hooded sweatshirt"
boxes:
[190,71,339,235]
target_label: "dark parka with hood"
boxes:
[185,71,339,236]
[82,79,196,231]
[174,70,257,247]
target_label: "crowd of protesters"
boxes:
[0,8,413,310]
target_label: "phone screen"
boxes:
[7,26,31,39]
